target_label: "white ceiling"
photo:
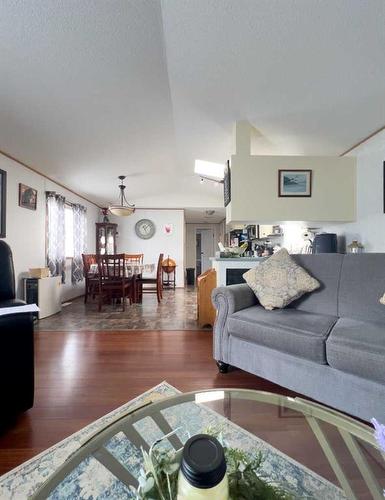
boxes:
[184,207,226,224]
[1,0,385,208]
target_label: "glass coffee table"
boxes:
[32,389,385,499]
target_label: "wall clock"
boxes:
[135,219,156,239]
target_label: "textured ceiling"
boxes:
[1,0,384,210]
[184,207,226,223]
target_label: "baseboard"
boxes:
[61,293,85,303]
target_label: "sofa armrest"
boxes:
[212,284,257,315]
[211,284,257,362]
[0,298,27,309]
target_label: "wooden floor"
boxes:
[0,330,292,476]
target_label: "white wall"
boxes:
[1,153,99,301]
[321,130,385,252]
[112,209,185,287]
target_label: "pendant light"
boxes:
[108,176,135,216]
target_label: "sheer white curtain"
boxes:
[46,192,66,283]
[72,203,87,284]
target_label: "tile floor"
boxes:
[35,286,208,331]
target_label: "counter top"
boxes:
[210,257,266,262]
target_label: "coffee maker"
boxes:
[312,233,337,253]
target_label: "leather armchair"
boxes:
[0,241,34,416]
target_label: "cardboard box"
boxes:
[29,267,50,279]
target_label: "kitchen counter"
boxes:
[210,257,266,262]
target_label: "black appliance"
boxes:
[226,268,250,285]
[25,278,39,319]
[312,233,337,253]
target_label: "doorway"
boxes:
[196,228,214,276]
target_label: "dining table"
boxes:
[89,261,156,304]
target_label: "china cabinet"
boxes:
[95,223,118,255]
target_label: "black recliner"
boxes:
[0,241,34,416]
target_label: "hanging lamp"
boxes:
[108,176,135,216]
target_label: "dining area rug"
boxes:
[0,382,345,499]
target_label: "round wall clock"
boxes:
[135,219,156,239]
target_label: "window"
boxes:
[65,205,74,258]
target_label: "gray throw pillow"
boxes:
[243,248,320,310]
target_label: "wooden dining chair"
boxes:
[97,254,132,312]
[82,254,98,303]
[136,253,163,303]
[124,253,144,263]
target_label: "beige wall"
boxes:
[227,154,356,224]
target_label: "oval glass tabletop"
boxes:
[32,389,385,499]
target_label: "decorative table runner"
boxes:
[89,263,155,277]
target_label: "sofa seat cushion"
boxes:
[326,318,385,384]
[227,306,338,364]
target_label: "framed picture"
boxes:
[278,169,312,197]
[0,169,6,238]
[383,161,385,213]
[19,183,37,210]
[224,160,231,207]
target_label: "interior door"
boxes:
[196,229,214,275]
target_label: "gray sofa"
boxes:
[212,253,385,422]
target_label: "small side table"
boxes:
[162,266,176,289]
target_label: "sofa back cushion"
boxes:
[338,254,385,324]
[289,254,344,316]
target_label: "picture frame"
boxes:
[0,169,6,238]
[278,169,312,197]
[19,183,37,210]
[383,161,385,213]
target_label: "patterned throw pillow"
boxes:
[243,248,320,310]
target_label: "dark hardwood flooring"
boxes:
[0,330,292,476]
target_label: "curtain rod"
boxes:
[46,191,87,210]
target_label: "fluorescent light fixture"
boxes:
[194,160,225,181]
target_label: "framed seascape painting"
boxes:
[0,169,6,238]
[383,161,385,213]
[278,169,312,197]
[19,183,37,210]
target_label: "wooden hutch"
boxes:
[95,223,118,255]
